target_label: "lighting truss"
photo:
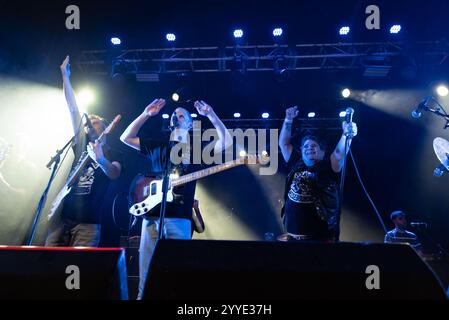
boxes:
[78,41,449,76]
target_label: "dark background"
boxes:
[1,0,448,249]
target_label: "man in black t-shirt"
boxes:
[45,56,122,247]
[120,98,232,299]
[279,106,358,241]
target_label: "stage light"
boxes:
[233,29,244,38]
[239,150,247,157]
[261,113,270,119]
[233,113,241,118]
[162,114,170,119]
[172,93,180,102]
[76,87,96,114]
[342,88,351,98]
[390,25,401,34]
[339,26,350,36]
[273,28,283,37]
[339,111,347,118]
[436,85,449,97]
[111,37,121,45]
[166,33,176,42]
[308,112,316,118]
[191,113,198,118]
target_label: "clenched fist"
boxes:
[342,121,358,139]
[285,106,299,121]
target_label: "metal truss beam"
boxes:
[78,41,449,77]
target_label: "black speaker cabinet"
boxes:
[143,240,447,300]
[0,246,128,300]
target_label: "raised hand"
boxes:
[342,121,358,139]
[285,106,299,121]
[60,55,71,77]
[87,140,105,163]
[194,100,214,117]
[143,99,166,117]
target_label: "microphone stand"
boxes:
[339,136,351,199]
[338,110,354,240]
[423,97,449,129]
[26,135,75,245]
[157,130,176,241]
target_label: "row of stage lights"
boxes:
[340,85,449,98]
[110,24,404,46]
[161,111,347,120]
[75,84,448,116]
[163,84,449,120]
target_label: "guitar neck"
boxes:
[171,158,247,187]
[63,114,121,188]
[66,152,91,187]
[66,133,104,187]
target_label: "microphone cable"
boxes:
[348,149,388,234]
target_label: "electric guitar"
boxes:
[129,153,269,217]
[48,115,122,220]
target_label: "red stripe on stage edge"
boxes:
[0,246,125,252]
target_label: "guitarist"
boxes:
[120,99,232,299]
[45,56,122,247]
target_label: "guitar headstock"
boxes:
[103,115,122,136]
[241,152,270,165]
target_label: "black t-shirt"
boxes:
[283,149,340,240]
[62,134,121,224]
[139,137,203,220]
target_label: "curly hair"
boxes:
[88,114,107,128]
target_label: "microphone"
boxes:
[169,112,179,131]
[345,107,355,123]
[434,163,448,177]
[410,222,428,229]
[343,108,355,138]
[83,113,94,130]
[411,97,430,119]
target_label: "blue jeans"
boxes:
[137,217,191,300]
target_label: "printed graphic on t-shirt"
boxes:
[288,171,316,203]
[72,163,100,196]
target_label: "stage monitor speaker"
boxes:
[143,240,447,300]
[0,247,128,300]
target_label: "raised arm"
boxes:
[279,106,299,163]
[194,100,233,154]
[60,56,82,136]
[330,121,358,173]
[120,99,166,151]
